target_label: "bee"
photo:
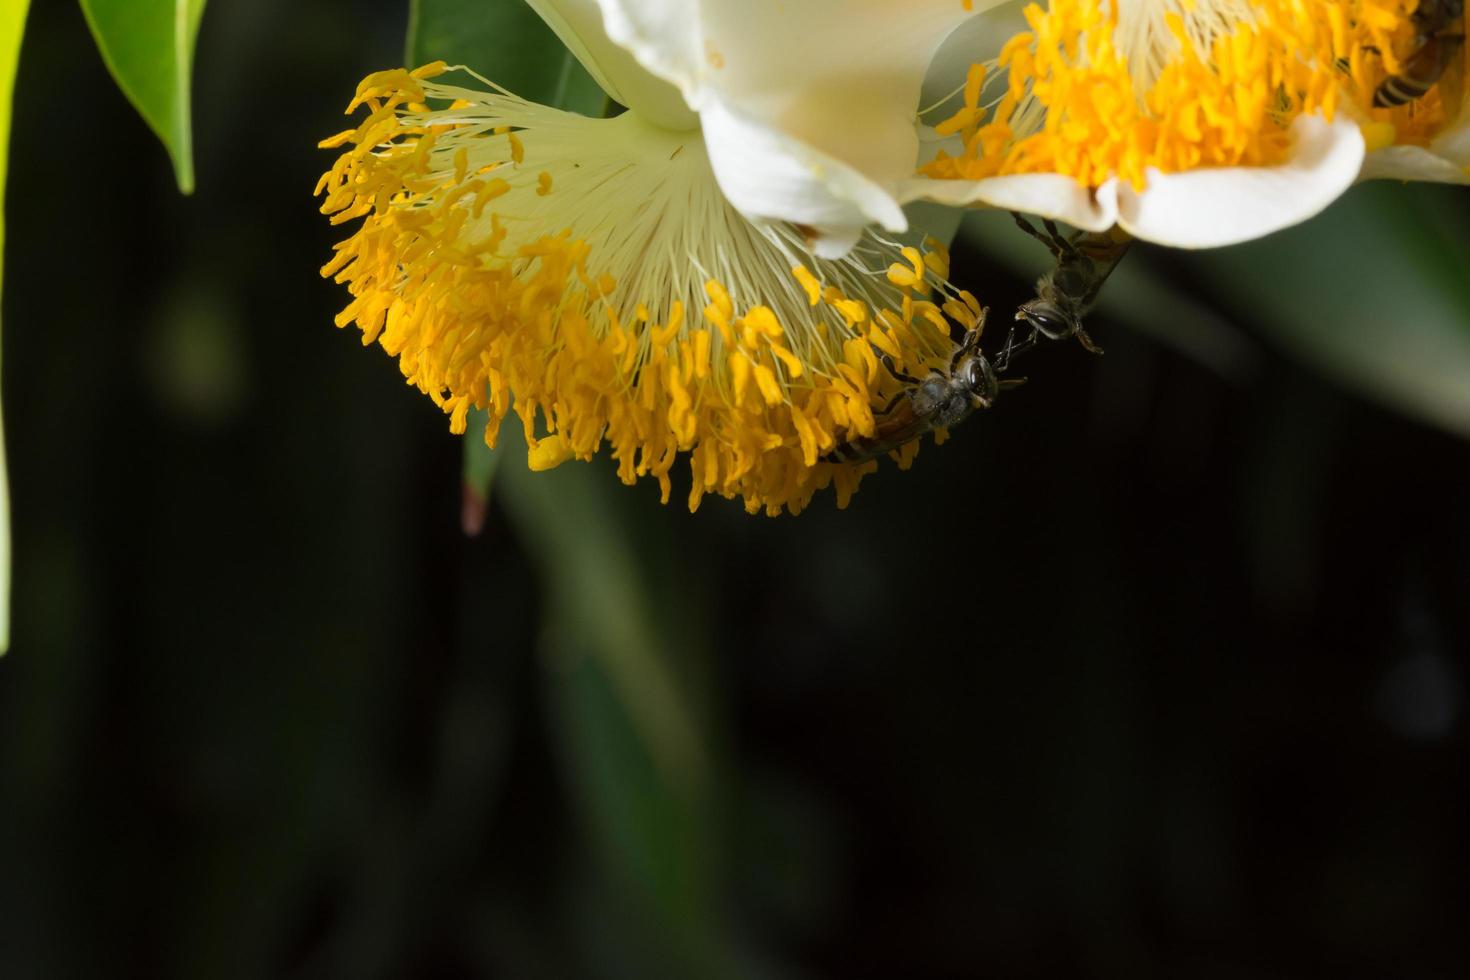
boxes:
[1373,0,1465,115]
[825,308,1022,464]
[999,213,1133,370]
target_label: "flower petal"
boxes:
[1361,145,1470,184]
[898,172,1120,232]
[1431,112,1470,168]
[589,0,704,105]
[525,0,696,129]
[1113,114,1365,248]
[596,0,988,249]
[700,96,906,257]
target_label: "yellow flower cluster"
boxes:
[317,65,976,515]
[925,0,1451,187]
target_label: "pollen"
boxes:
[924,0,1455,189]
[317,67,974,516]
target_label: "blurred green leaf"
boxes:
[1188,183,1470,438]
[460,424,502,537]
[78,0,206,194]
[0,0,29,653]
[494,422,725,970]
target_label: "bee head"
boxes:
[959,353,999,409]
[1016,300,1076,341]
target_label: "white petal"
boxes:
[1116,114,1365,248]
[700,97,907,258]
[1361,145,1470,184]
[525,0,696,129]
[592,0,704,105]
[898,173,1121,232]
[1431,112,1470,168]
[597,0,990,250]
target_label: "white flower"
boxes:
[315,1,998,515]
[532,0,987,257]
[905,0,1463,248]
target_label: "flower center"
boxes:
[317,65,978,515]
[924,0,1456,188]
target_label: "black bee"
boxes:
[999,213,1133,369]
[1374,0,1465,115]
[825,307,1021,464]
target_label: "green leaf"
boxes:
[0,0,28,654]
[78,0,206,194]
[1188,182,1470,438]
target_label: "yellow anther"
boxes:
[769,343,805,378]
[753,364,783,405]
[923,246,950,280]
[730,352,752,404]
[692,329,712,379]
[792,265,822,306]
[651,302,686,347]
[867,327,902,360]
[703,279,734,330]
[744,306,784,338]
[886,262,921,289]
[964,63,986,110]
[527,435,574,471]
[901,246,925,281]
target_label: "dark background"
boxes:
[1,1,1467,977]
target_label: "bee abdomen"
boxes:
[1375,74,1431,107]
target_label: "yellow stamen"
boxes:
[926,0,1454,189]
[318,67,975,515]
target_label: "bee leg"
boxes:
[1041,218,1078,258]
[1075,323,1105,356]
[878,390,909,415]
[950,324,986,372]
[1010,212,1066,260]
[1010,211,1044,240]
[1041,217,1063,240]
[995,324,1039,374]
[998,377,1028,392]
[878,352,921,386]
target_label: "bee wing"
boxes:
[1078,237,1133,309]
[828,400,930,464]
